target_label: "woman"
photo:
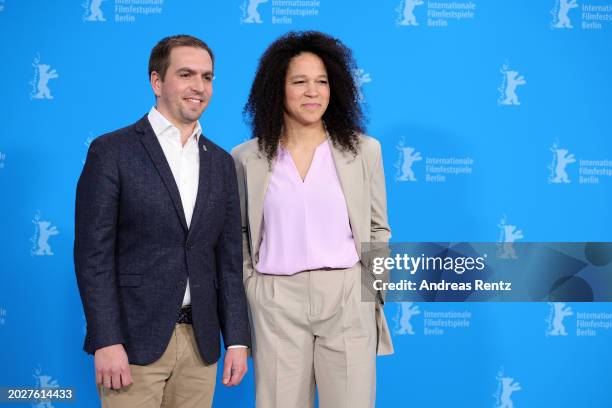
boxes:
[232,31,393,408]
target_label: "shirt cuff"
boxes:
[227,345,248,349]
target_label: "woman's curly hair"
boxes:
[244,31,365,163]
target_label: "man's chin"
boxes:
[181,110,205,123]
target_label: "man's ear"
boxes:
[150,71,162,98]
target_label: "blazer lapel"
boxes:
[245,151,272,258]
[138,117,189,233]
[187,136,211,237]
[330,141,364,254]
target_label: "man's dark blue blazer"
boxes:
[74,115,250,365]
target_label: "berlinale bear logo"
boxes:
[241,0,268,24]
[393,302,421,335]
[498,64,527,106]
[548,140,576,184]
[552,0,579,29]
[395,138,422,182]
[397,0,424,26]
[31,212,59,256]
[546,302,573,336]
[30,55,59,100]
[83,0,107,22]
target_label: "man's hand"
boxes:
[94,344,132,390]
[222,347,248,386]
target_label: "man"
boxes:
[74,35,250,408]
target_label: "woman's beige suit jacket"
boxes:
[231,135,394,355]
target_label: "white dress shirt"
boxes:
[147,107,245,349]
[148,107,201,307]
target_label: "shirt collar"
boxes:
[147,106,202,143]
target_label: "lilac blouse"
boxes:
[255,140,359,275]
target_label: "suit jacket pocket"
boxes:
[118,274,142,287]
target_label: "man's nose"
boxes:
[191,77,206,93]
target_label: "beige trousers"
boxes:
[246,263,377,408]
[98,324,217,408]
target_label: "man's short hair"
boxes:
[148,34,214,81]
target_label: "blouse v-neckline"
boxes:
[281,139,329,184]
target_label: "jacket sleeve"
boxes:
[369,140,391,244]
[215,156,251,348]
[74,138,125,353]
[366,139,392,305]
[232,151,256,284]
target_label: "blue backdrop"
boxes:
[2,0,612,406]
